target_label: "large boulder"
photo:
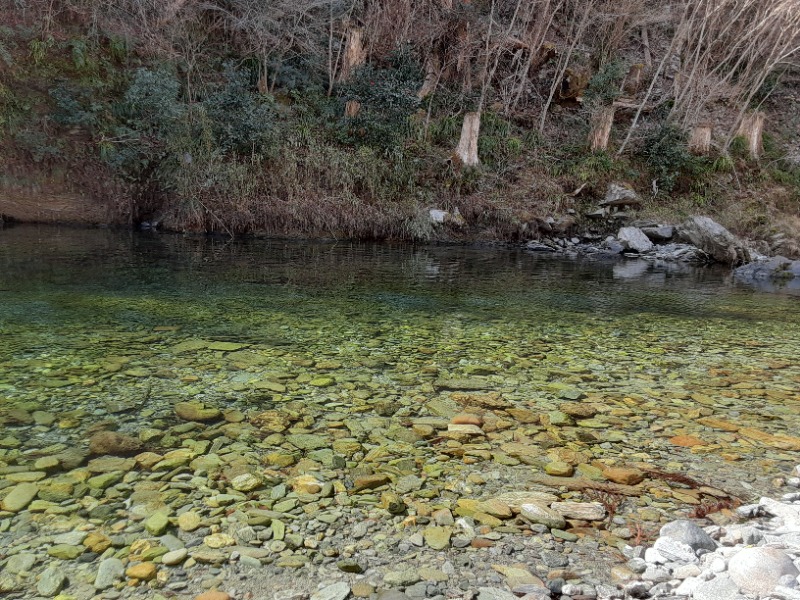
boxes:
[733,255,800,292]
[618,227,653,253]
[677,216,750,265]
[601,183,642,208]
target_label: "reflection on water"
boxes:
[0,224,799,497]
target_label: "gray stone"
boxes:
[384,568,422,587]
[734,256,800,291]
[94,557,125,590]
[37,567,67,597]
[478,588,519,600]
[693,574,747,600]
[729,547,799,595]
[520,503,566,530]
[161,548,188,566]
[377,592,411,600]
[601,183,641,208]
[550,502,605,521]
[310,582,350,600]
[659,519,717,551]
[0,482,39,512]
[641,225,675,242]
[5,553,36,574]
[618,227,653,253]
[678,215,750,265]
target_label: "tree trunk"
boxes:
[345,100,361,117]
[339,27,366,82]
[623,63,645,94]
[418,54,441,99]
[455,112,481,167]
[689,124,712,155]
[588,106,615,152]
[737,111,765,159]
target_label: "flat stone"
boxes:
[550,501,605,521]
[140,511,168,535]
[544,461,574,477]
[47,544,83,560]
[310,582,350,600]
[94,557,125,589]
[126,562,157,581]
[478,587,518,600]
[195,592,233,600]
[178,510,202,531]
[384,567,421,586]
[37,566,67,597]
[286,434,328,451]
[603,467,645,485]
[204,533,236,548]
[162,548,188,566]
[88,430,143,456]
[729,547,799,595]
[353,473,391,492]
[423,526,452,550]
[6,552,36,574]
[0,482,39,512]
[174,401,221,422]
[520,503,566,529]
[231,473,263,492]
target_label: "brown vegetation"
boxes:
[0,0,799,241]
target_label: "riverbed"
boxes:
[0,225,799,599]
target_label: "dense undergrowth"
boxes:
[1,3,799,251]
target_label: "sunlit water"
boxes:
[1,225,799,501]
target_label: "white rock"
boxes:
[659,519,717,551]
[519,503,566,529]
[644,547,666,564]
[674,564,702,579]
[693,574,747,600]
[618,227,653,253]
[729,547,799,595]
[310,582,350,600]
[653,536,699,564]
[760,497,800,527]
[675,576,702,596]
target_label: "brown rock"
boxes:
[559,402,599,418]
[452,413,483,426]
[505,408,539,424]
[353,474,391,492]
[603,467,645,485]
[195,592,232,600]
[250,410,291,432]
[738,427,800,451]
[174,402,221,422]
[452,392,509,410]
[669,435,706,447]
[126,562,157,581]
[84,532,112,553]
[470,538,495,548]
[88,431,143,456]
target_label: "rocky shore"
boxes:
[2,380,800,600]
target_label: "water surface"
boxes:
[1,225,799,501]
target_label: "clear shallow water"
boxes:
[1,225,799,498]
